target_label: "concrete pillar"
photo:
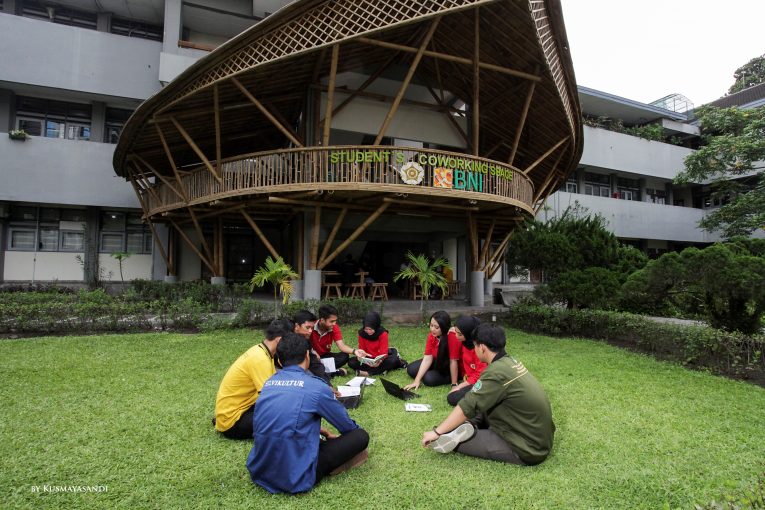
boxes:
[84,208,100,285]
[211,276,226,285]
[0,219,6,282]
[90,101,106,144]
[151,224,170,280]
[2,0,17,14]
[457,237,467,284]
[164,275,178,283]
[303,269,321,300]
[97,12,112,32]
[470,271,484,306]
[484,277,494,301]
[162,0,183,54]
[665,182,673,206]
[0,89,15,132]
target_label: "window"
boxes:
[6,206,86,252]
[564,179,577,193]
[16,96,92,141]
[104,108,133,144]
[584,172,611,197]
[21,0,97,29]
[99,211,151,254]
[616,177,640,201]
[110,17,163,41]
[646,188,667,205]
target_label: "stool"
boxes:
[347,283,366,299]
[369,283,389,301]
[323,283,343,299]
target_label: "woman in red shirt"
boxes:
[348,311,404,376]
[404,310,461,390]
[447,315,488,406]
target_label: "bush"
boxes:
[695,474,765,509]
[507,302,765,378]
[281,297,375,323]
[129,279,251,312]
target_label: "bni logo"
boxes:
[433,167,453,188]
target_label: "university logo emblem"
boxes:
[472,380,482,392]
[433,167,453,188]
[398,162,424,185]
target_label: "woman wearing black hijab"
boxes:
[347,311,404,376]
[447,316,488,406]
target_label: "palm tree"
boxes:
[394,251,452,311]
[249,256,299,318]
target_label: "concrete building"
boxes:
[0,0,758,289]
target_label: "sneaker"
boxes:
[430,422,475,453]
[330,448,369,475]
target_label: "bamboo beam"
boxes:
[231,77,303,147]
[154,122,192,203]
[188,207,214,267]
[484,231,513,273]
[214,84,222,172]
[424,84,469,144]
[169,219,217,274]
[130,164,162,204]
[296,214,304,278]
[169,116,223,184]
[472,7,480,156]
[241,210,281,260]
[467,212,479,270]
[478,218,495,268]
[318,202,390,270]
[322,44,339,146]
[509,66,539,165]
[127,175,172,274]
[217,217,224,276]
[268,196,371,211]
[315,85,462,114]
[356,37,542,83]
[382,197,479,212]
[523,136,570,176]
[374,17,441,145]
[310,206,322,270]
[319,207,347,265]
[131,155,185,202]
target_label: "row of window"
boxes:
[6,207,152,254]
[19,0,163,41]
[14,96,132,143]
[563,173,644,202]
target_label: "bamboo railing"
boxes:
[143,146,534,216]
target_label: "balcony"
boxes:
[143,146,533,217]
[0,134,139,208]
[581,125,694,180]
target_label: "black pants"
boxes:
[308,353,332,385]
[406,359,451,386]
[447,384,473,406]
[315,428,369,482]
[347,349,402,375]
[455,414,527,465]
[221,406,254,440]
[320,352,349,375]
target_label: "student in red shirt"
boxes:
[347,311,405,376]
[310,304,368,376]
[404,310,461,390]
[447,316,488,406]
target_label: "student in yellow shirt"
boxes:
[214,318,294,439]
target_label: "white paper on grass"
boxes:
[346,377,376,387]
[337,386,361,397]
[405,403,432,412]
[320,357,336,373]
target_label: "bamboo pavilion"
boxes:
[113,0,582,304]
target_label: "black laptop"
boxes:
[337,378,367,409]
[380,378,419,401]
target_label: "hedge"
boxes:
[507,302,765,378]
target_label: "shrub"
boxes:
[281,297,374,322]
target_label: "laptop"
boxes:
[380,378,420,401]
[337,377,367,409]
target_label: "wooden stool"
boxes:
[369,283,389,301]
[347,283,366,299]
[323,283,343,299]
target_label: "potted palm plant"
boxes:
[394,251,452,311]
[249,256,299,319]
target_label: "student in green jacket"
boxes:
[420,324,555,465]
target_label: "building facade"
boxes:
[0,0,756,291]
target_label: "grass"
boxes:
[1,326,764,509]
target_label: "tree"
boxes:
[728,54,765,94]
[393,251,451,312]
[675,105,765,238]
[506,204,648,309]
[621,241,765,334]
[249,256,299,319]
[111,251,132,288]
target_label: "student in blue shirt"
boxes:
[246,333,370,494]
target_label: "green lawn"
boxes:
[1,326,764,509]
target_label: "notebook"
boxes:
[380,378,420,401]
[337,377,367,409]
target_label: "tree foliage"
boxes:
[249,256,299,318]
[675,105,765,238]
[728,54,765,94]
[621,239,765,334]
[393,251,451,311]
[507,204,648,309]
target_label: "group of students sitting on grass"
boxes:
[213,304,555,495]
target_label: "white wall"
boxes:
[178,228,202,281]
[0,13,162,100]
[3,251,83,281]
[98,254,152,281]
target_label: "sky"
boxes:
[560,0,765,107]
